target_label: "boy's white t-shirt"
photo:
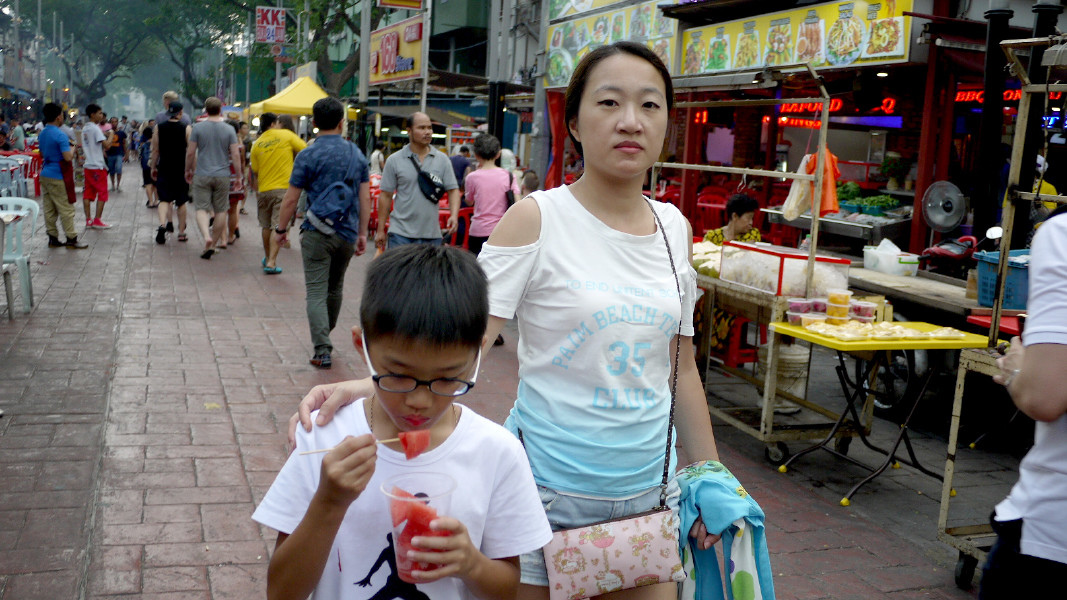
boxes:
[994,212,1067,565]
[81,122,106,169]
[252,399,552,599]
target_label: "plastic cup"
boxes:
[826,302,850,318]
[381,472,456,583]
[827,288,853,304]
[787,298,813,313]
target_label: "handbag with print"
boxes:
[538,202,686,600]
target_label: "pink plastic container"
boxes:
[787,298,813,313]
[850,301,877,318]
[852,315,875,323]
[811,298,828,312]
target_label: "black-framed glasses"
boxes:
[361,334,481,397]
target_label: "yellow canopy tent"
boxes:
[249,76,358,120]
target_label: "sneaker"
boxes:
[155,226,166,245]
[86,218,94,228]
[166,221,174,233]
[64,237,88,249]
[90,219,113,229]
[48,235,64,247]
[309,353,332,369]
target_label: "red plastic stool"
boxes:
[711,315,768,368]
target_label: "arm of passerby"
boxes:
[375,190,393,249]
[229,143,243,191]
[445,187,461,233]
[355,181,370,256]
[272,185,302,248]
[289,377,376,449]
[267,434,377,600]
[184,140,198,184]
[150,134,160,178]
[995,338,1067,422]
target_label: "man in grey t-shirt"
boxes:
[185,96,242,259]
[376,111,459,250]
[155,91,192,128]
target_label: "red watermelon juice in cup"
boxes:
[381,472,456,583]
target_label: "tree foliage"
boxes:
[304,0,385,98]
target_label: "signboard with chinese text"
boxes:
[379,0,423,8]
[256,6,287,44]
[369,16,425,85]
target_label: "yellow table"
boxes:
[767,321,987,505]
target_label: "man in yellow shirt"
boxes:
[250,112,307,273]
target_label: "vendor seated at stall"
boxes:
[704,193,761,244]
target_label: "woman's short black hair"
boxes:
[360,245,488,349]
[472,134,501,161]
[564,41,673,158]
[726,193,760,221]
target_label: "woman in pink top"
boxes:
[465,134,521,256]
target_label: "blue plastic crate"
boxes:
[975,249,1030,310]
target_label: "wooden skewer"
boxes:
[298,437,400,456]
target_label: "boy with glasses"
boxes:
[253,245,551,599]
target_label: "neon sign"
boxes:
[955,89,1063,103]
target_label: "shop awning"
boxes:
[249,77,358,119]
[367,105,478,129]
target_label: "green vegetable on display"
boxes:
[837,181,862,202]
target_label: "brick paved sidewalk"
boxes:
[1,174,978,599]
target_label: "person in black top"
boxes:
[150,103,192,244]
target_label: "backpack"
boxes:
[305,142,359,236]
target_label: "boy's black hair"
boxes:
[312,97,344,130]
[472,134,501,161]
[725,193,760,221]
[86,104,102,117]
[360,245,488,349]
[43,103,62,123]
[141,125,153,139]
[260,112,277,132]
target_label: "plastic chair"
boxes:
[710,315,768,368]
[0,197,40,313]
[0,157,22,197]
[0,217,14,320]
[8,155,32,197]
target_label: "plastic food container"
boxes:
[826,302,850,318]
[786,311,805,325]
[811,298,828,312]
[852,315,875,324]
[787,298,813,313]
[827,316,850,325]
[834,330,870,342]
[850,301,877,318]
[800,313,828,327]
[827,288,853,304]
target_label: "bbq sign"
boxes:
[255,7,287,44]
[369,16,425,85]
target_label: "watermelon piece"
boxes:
[405,499,439,532]
[398,430,431,460]
[388,486,417,527]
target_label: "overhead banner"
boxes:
[255,6,287,44]
[549,0,631,22]
[379,0,423,8]
[369,15,425,86]
[680,0,914,76]
[545,0,675,88]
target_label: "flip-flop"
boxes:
[177,234,188,242]
[200,249,214,260]
[262,257,267,267]
[263,266,282,275]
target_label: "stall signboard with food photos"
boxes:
[681,0,913,77]
[549,0,632,23]
[369,16,425,86]
[545,0,677,88]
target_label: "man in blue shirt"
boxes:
[39,103,87,249]
[273,97,369,369]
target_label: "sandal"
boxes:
[177,234,188,242]
[200,249,214,260]
[263,266,282,275]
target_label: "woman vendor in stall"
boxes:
[704,193,761,244]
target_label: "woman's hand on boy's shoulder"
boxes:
[315,434,377,508]
[290,379,374,450]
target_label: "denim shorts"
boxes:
[519,479,681,587]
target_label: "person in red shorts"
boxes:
[81,103,115,229]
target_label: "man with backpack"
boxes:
[273,97,369,369]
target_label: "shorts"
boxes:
[83,169,109,202]
[386,232,443,249]
[106,154,123,175]
[519,479,681,587]
[142,167,155,187]
[156,173,190,206]
[192,175,230,213]
[257,188,285,229]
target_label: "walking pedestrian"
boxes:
[9,116,25,151]
[368,140,385,177]
[150,102,191,244]
[81,103,115,229]
[464,134,519,257]
[223,119,245,247]
[982,204,1067,598]
[105,116,126,190]
[140,126,158,209]
[272,97,369,369]
[375,112,459,250]
[39,102,87,249]
[155,91,191,127]
[185,97,243,259]
[237,120,251,215]
[250,112,306,274]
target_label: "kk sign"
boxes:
[369,16,424,85]
[255,6,286,44]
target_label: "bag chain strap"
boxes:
[649,201,683,508]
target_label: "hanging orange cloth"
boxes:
[802,148,841,216]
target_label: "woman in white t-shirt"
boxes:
[465,133,521,256]
[293,42,721,600]
[369,141,386,177]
